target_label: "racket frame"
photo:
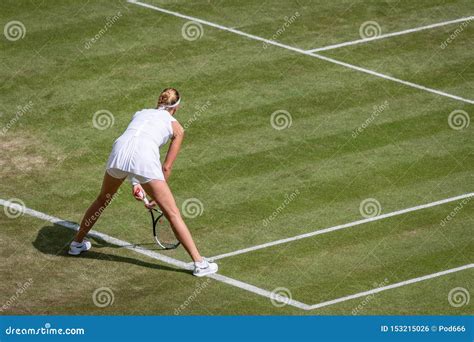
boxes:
[142,193,180,250]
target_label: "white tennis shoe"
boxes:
[193,258,218,277]
[68,239,92,255]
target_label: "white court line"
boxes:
[307,16,474,52]
[308,263,474,309]
[0,199,310,310]
[210,192,474,260]
[128,0,474,104]
[1,199,472,310]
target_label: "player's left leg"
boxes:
[69,171,124,255]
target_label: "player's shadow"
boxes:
[32,223,188,275]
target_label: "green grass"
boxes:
[0,0,473,315]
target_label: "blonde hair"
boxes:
[157,88,180,108]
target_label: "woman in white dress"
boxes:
[69,88,218,277]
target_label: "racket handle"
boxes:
[139,190,150,205]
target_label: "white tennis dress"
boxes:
[106,108,177,183]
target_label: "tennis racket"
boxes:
[141,193,180,250]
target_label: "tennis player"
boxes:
[69,88,218,277]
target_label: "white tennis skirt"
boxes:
[106,134,165,183]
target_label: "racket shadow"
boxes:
[115,242,166,249]
[32,224,189,275]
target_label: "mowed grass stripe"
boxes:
[210,192,474,260]
[320,25,474,99]
[308,263,474,310]
[0,215,300,315]
[308,16,474,52]
[178,111,467,179]
[128,0,473,104]
[314,269,473,314]
[217,203,474,304]
[170,113,473,255]
[0,199,311,310]
[145,0,474,50]
[181,141,472,231]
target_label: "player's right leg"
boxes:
[142,179,218,276]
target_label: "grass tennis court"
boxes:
[1,0,473,315]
